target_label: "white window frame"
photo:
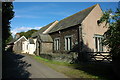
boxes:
[54,38,60,51]
[94,34,104,52]
[65,35,72,51]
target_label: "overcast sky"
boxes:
[10,2,119,36]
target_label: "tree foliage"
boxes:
[100,9,120,61]
[99,7,120,78]
[100,9,113,26]
[18,29,38,39]
[5,32,13,44]
[2,2,14,51]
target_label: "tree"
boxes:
[99,9,112,26]
[2,2,14,52]
[18,29,38,39]
[100,8,120,78]
[5,32,13,44]
[100,9,120,60]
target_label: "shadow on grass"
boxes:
[2,52,31,79]
[72,62,115,80]
[67,38,115,80]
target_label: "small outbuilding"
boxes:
[7,35,27,53]
[35,34,53,56]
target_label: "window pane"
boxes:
[67,38,68,50]
[68,37,70,50]
[98,37,100,52]
[65,38,67,50]
[58,39,59,50]
[94,35,103,52]
[65,37,72,51]
[95,37,98,51]
[70,37,72,50]
[54,39,56,50]
[57,39,58,50]
[54,38,60,51]
[99,38,103,52]
[54,40,56,50]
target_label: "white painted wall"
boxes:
[33,38,37,52]
[22,38,37,55]
[28,44,35,55]
[22,40,29,53]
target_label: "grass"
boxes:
[34,55,72,66]
[31,55,113,80]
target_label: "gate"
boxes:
[87,52,112,63]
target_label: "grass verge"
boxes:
[31,55,113,80]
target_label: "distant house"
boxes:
[7,33,27,53]
[48,4,108,54]
[22,38,35,55]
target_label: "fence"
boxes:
[86,52,112,63]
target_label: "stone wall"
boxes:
[41,42,53,53]
[40,52,78,63]
[50,26,80,54]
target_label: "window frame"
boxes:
[94,34,104,52]
[54,38,60,51]
[65,35,72,51]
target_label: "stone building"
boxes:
[48,4,108,54]
[35,34,53,56]
[22,4,108,59]
[7,34,27,53]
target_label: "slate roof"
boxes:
[38,34,53,42]
[49,4,97,33]
[31,21,56,38]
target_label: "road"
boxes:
[3,53,68,78]
[21,54,68,78]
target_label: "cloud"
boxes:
[14,15,21,18]
[14,15,41,18]
[11,26,42,36]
